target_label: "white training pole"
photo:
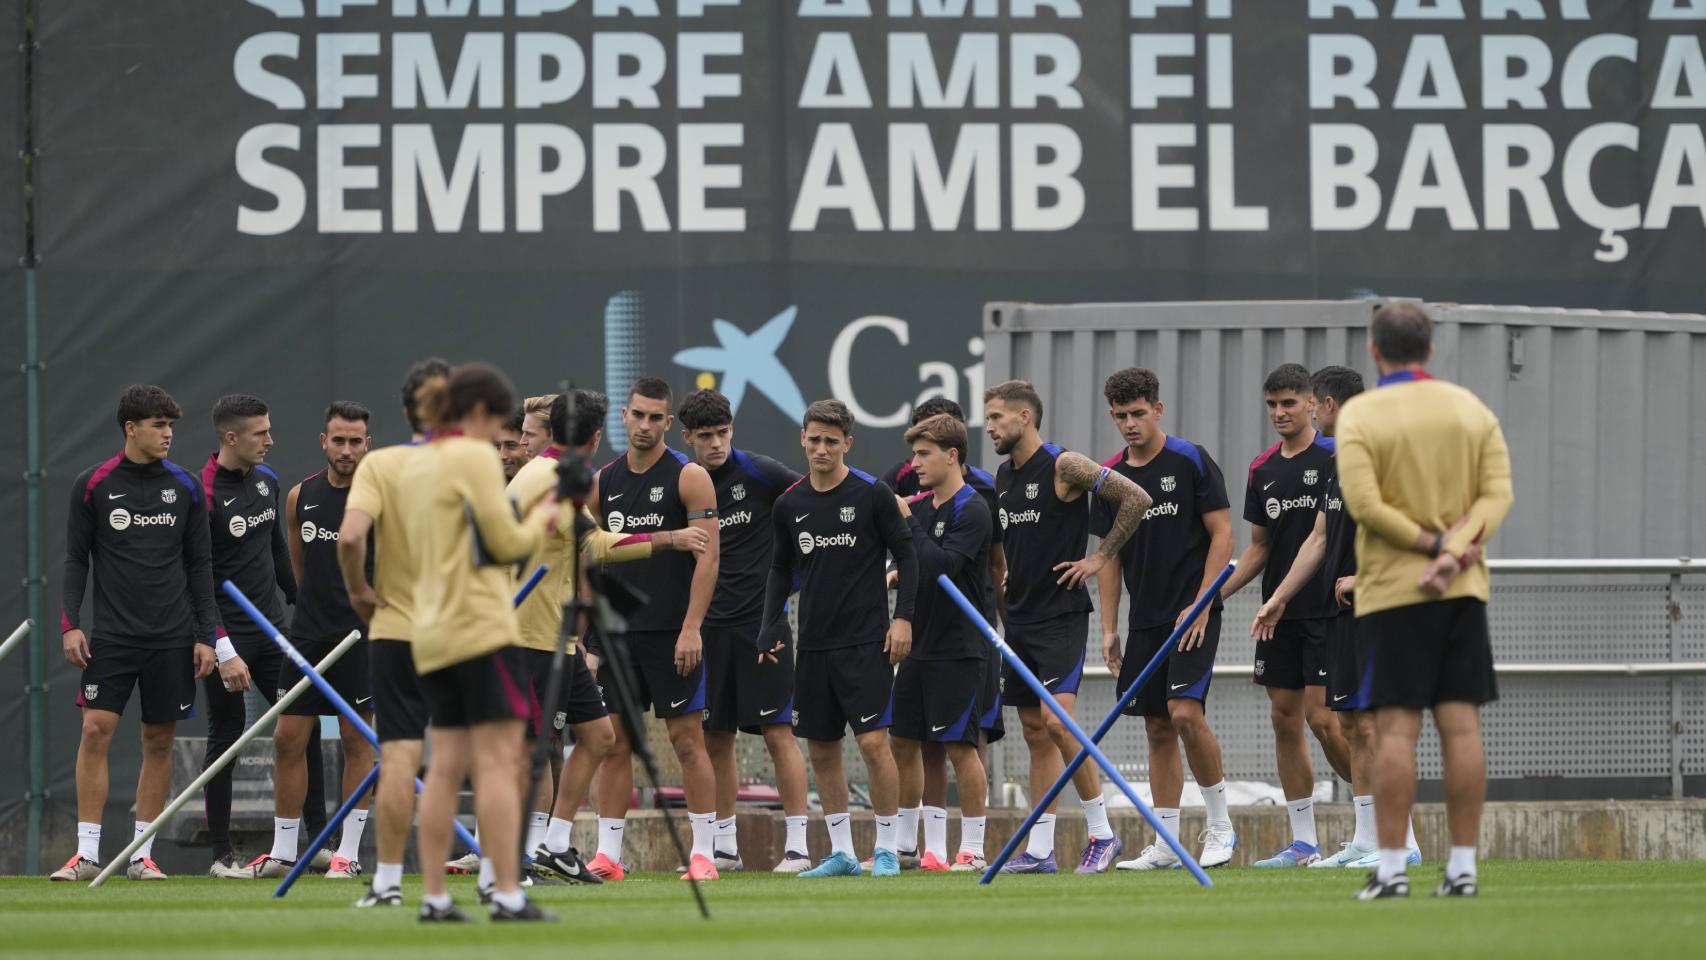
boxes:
[89,629,362,887]
[0,619,33,665]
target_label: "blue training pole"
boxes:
[259,564,550,897]
[935,575,1215,889]
[983,561,1237,881]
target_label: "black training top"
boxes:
[762,468,917,652]
[882,458,1003,547]
[906,484,993,661]
[1318,463,1357,614]
[706,449,801,628]
[203,453,296,639]
[1093,435,1230,631]
[290,469,367,644]
[1243,434,1337,621]
[61,453,216,648]
[995,442,1094,625]
[597,446,696,634]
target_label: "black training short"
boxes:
[1001,612,1089,707]
[520,647,607,737]
[1118,608,1221,718]
[978,644,1005,743]
[1254,616,1330,689]
[890,657,983,744]
[1326,611,1374,712]
[793,642,894,741]
[279,635,372,717]
[702,621,795,734]
[418,646,537,729]
[369,639,431,742]
[1362,598,1498,709]
[598,630,707,720]
[76,638,197,725]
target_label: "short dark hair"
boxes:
[678,389,734,431]
[212,394,269,436]
[401,357,452,434]
[414,362,516,430]
[627,376,672,408]
[983,380,1043,426]
[1103,368,1160,407]
[1263,363,1313,396]
[909,397,964,426]
[904,413,968,466]
[116,384,182,433]
[803,399,855,434]
[1371,302,1434,365]
[502,409,526,434]
[325,400,370,428]
[569,389,608,447]
[1310,366,1365,407]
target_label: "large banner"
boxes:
[15,0,1706,863]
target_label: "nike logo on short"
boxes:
[1333,694,1349,702]
[1170,682,1189,691]
[355,696,371,705]
[932,724,948,733]
[860,713,880,723]
[671,698,689,708]
[1042,677,1060,686]
[1318,670,1328,677]
[759,708,779,717]
[795,514,810,522]
[179,703,192,711]
[107,493,126,500]
[607,493,624,501]
[223,498,237,506]
[303,504,320,511]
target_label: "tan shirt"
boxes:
[345,444,419,643]
[1336,376,1514,616]
[400,435,548,674]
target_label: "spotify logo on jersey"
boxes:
[302,520,318,543]
[229,515,248,537]
[1266,498,1282,520]
[608,511,627,532]
[110,508,132,531]
[798,531,815,555]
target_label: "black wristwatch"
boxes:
[1428,532,1444,558]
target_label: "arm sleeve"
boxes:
[909,500,985,582]
[760,500,795,631]
[461,446,546,564]
[1196,447,1231,513]
[1336,412,1425,549]
[1242,467,1268,526]
[876,486,918,621]
[186,480,218,644]
[1443,411,1515,556]
[271,496,298,604]
[60,471,94,632]
[758,454,803,491]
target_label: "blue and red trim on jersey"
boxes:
[82,454,123,504]
[1377,368,1434,387]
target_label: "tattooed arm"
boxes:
[1051,451,1152,590]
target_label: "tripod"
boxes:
[521,393,709,919]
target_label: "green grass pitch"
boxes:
[3,861,1701,959]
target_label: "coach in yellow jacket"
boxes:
[1336,302,1513,901]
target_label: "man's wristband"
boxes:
[214,636,239,664]
[1427,532,1443,557]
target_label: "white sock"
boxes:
[1026,814,1056,858]
[77,822,101,863]
[784,815,808,855]
[374,861,403,891]
[1202,781,1231,829]
[923,806,949,861]
[897,806,921,853]
[132,821,155,863]
[525,811,549,854]
[422,892,452,910]
[1082,795,1114,841]
[875,814,898,853]
[826,813,854,856]
[1378,847,1407,882]
[1447,845,1477,879]
[688,811,715,862]
[1155,808,1181,848]
[270,817,300,862]
[491,888,527,912]
[337,809,369,860]
[1287,797,1318,848]
[1406,817,1419,851]
[596,817,625,862]
[477,857,495,888]
[545,816,574,853]
[960,816,987,857]
[1352,795,1377,849]
[714,815,738,856]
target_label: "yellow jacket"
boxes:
[1336,374,1514,616]
[345,444,419,642]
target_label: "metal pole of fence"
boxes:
[935,574,1214,890]
[0,619,32,665]
[88,630,363,887]
[1668,572,1684,800]
[983,563,1235,880]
